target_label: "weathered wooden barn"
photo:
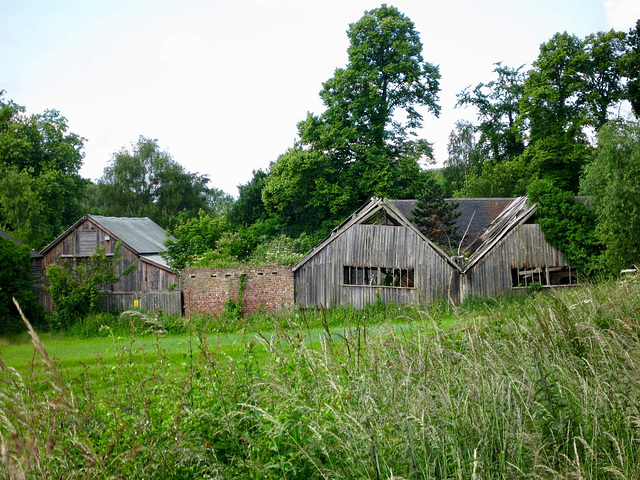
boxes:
[293,197,577,308]
[40,215,180,312]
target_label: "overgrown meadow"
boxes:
[2,277,640,479]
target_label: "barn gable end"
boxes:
[294,198,462,308]
[40,215,179,312]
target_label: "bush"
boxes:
[46,243,134,328]
[0,237,43,334]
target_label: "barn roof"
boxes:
[87,215,169,254]
[389,198,515,251]
[40,215,173,264]
[294,196,540,273]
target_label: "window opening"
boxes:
[511,266,578,288]
[361,209,401,226]
[343,266,415,288]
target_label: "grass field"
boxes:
[2,279,640,479]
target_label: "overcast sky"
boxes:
[2,0,639,196]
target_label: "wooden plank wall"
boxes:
[464,223,568,298]
[102,291,183,315]
[295,224,460,308]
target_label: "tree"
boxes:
[625,20,640,117]
[580,29,629,127]
[96,136,211,229]
[527,179,600,276]
[518,30,630,192]
[297,4,440,205]
[581,120,640,274]
[0,237,43,334]
[442,120,484,195]
[261,148,349,237]
[410,175,460,252]
[163,209,231,271]
[228,169,269,229]
[456,63,526,161]
[0,92,86,248]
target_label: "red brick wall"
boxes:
[182,265,294,316]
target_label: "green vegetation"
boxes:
[3,279,640,479]
[0,237,43,334]
[0,90,86,249]
[46,243,135,329]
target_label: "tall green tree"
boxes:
[442,120,485,195]
[456,63,526,162]
[96,136,211,229]
[580,29,629,127]
[0,92,86,248]
[581,120,640,274]
[297,4,440,205]
[625,20,640,117]
[518,30,630,192]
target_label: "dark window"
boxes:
[343,266,415,288]
[511,266,578,288]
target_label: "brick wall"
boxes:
[182,265,294,316]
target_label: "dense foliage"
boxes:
[259,4,441,237]
[0,237,42,334]
[581,120,640,274]
[93,136,215,230]
[0,91,86,249]
[527,179,601,275]
[451,23,637,197]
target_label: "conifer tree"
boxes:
[410,177,461,252]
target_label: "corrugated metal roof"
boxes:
[88,215,170,254]
[140,254,171,270]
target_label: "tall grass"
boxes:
[2,278,640,478]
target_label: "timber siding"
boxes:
[462,222,569,299]
[295,223,460,308]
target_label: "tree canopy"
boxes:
[244,4,441,238]
[0,91,86,248]
[95,136,211,229]
[581,120,640,274]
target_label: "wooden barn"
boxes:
[293,198,462,308]
[40,215,180,312]
[294,196,577,308]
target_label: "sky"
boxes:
[2,0,639,196]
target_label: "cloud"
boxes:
[604,0,640,30]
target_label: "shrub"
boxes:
[0,237,42,334]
